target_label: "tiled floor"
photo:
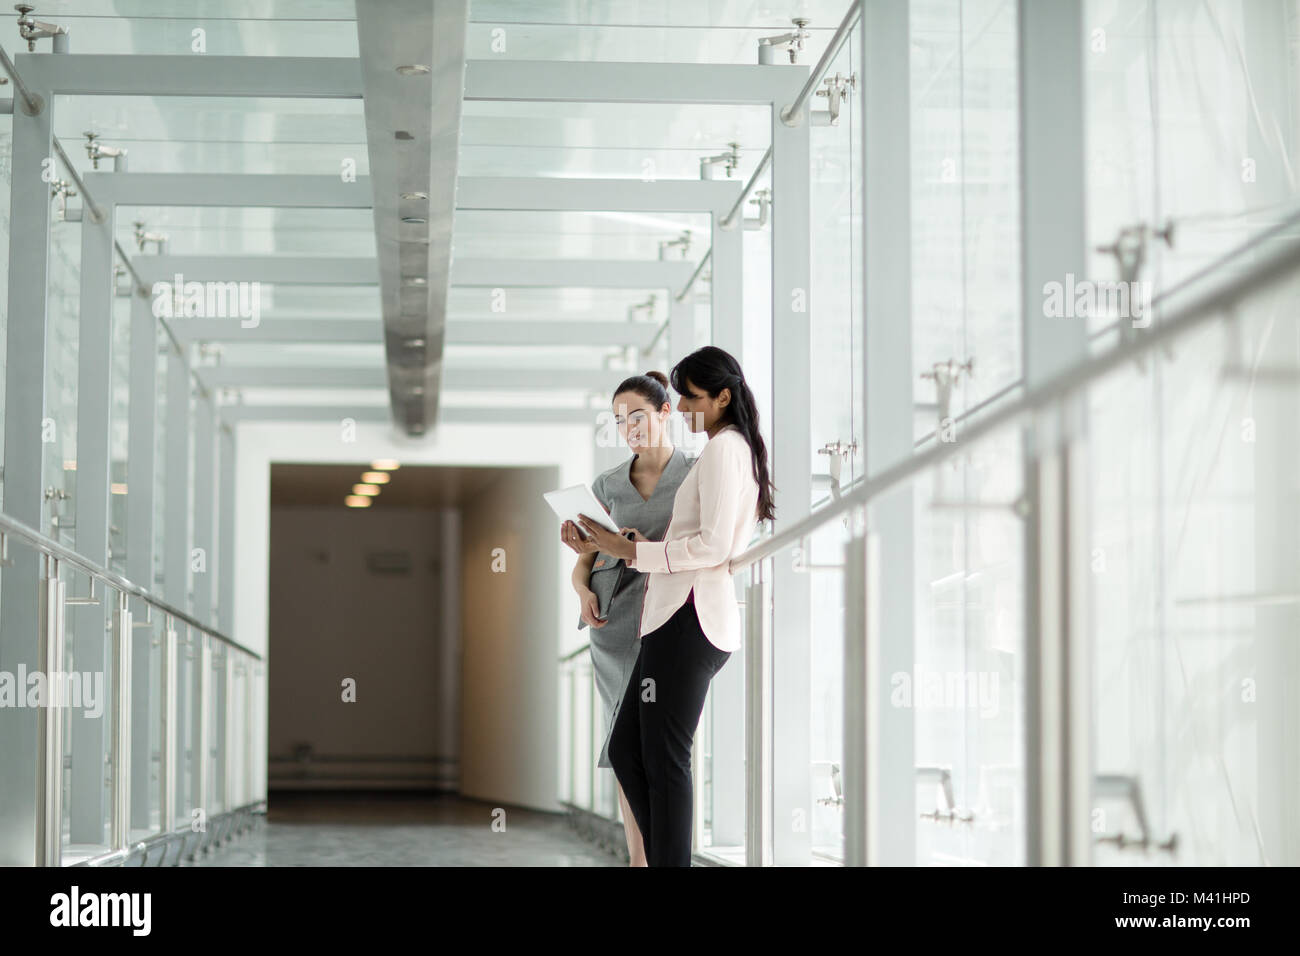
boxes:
[187,791,623,867]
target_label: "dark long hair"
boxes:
[670,346,775,523]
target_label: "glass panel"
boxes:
[46,217,81,545]
[208,637,226,815]
[1088,280,1300,864]
[0,110,12,475]
[910,425,1025,865]
[109,292,130,576]
[697,557,760,865]
[808,518,848,862]
[175,624,197,828]
[809,30,861,507]
[911,0,1022,441]
[61,569,114,863]
[152,327,167,595]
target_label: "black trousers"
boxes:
[607,590,732,866]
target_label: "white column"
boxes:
[856,0,916,867]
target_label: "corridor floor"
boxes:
[187,791,622,867]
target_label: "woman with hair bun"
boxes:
[560,369,696,867]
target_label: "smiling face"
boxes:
[612,389,670,451]
[675,375,730,435]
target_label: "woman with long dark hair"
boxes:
[577,345,774,866]
[560,370,695,866]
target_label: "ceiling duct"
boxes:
[355,0,469,436]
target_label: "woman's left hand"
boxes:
[576,514,637,561]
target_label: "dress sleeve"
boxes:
[592,472,612,515]
[629,437,748,574]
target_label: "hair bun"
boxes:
[644,370,669,388]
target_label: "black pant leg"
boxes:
[637,599,731,866]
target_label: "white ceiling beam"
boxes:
[173,318,656,348]
[198,366,629,389]
[464,59,800,105]
[90,173,737,215]
[222,405,596,425]
[134,256,692,289]
[18,53,363,97]
[456,177,739,214]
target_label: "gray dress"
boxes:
[579,446,695,768]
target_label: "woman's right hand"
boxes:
[578,588,608,628]
[561,519,600,555]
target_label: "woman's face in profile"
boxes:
[675,376,727,434]
[612,391,666,451]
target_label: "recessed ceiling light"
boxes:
[345,495,372,508]
[401,216,427,224]
[361,471,390,484]
[396,64,430,75]
[353,483,381,496]
[371,459,401,471]
[400,191,428,200]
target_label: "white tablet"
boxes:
[543,483,623,538]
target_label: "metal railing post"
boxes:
[110,589,133,850]
[223,649,235,816]
[35,555,66,866]
[744,565,772,866]
[196,634,211,838]
[161,617,177,833]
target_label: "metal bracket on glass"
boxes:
[44,486,72,530]
[50,178,76,222]
[134,602,156,629]
[812,72,856,127]
[920,358,974,432]
[626,293,656,323]
[83,131,127,171]
[699,142,740,180]
[657,230,692,260]
[817,438,858,503]
[133,219,168,255]
[917,766,976,826]
[1092,773,1178,855]
[757,17,811,64]
[0,531,11,567]
[15,4,69,53]
[1094,220,1174,365]
[744,188,771,231]
[64,573,100,606]
[814,760,843,808]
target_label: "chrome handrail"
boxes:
[780,0,861,126]
[0,511,259,659]
[720,147,772,230]
[729,205,1300,572]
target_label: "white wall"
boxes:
[233,420,593,810]
[459,465,563,811]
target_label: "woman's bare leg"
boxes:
[617,780,647,866]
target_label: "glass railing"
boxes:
[720,207,1300,866]
[547,206,1300,867]
[0,510,262,866]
